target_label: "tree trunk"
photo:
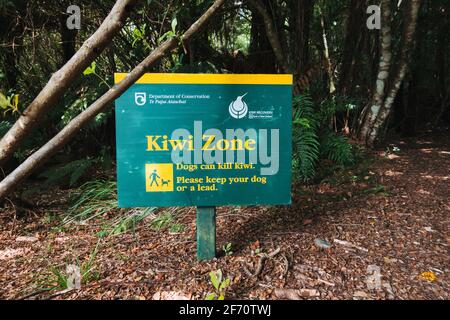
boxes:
[248,5,276,73]
[357,0,393,142]
[0,0,226,201]
[339,0,367,95]
[319,6,336,95]
[59,15,78,66]
[366,0,421,146]
[0,0,137,167]
[289,0,313,75]
[432,8,449,126]
[402,73,418,136]
[248,0,291,73]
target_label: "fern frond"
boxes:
[293,127,320,181]
[39,158,95,187]
[320,130,355,166]
[292,94,320,181]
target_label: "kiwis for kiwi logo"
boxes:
[229,93,248,119]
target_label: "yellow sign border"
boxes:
[114,73,293,85]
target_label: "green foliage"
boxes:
[60,87,105,129]
[169,223,184,233]
[173,60,219,74]
[206,269,230,300]
[66,179,158,238]
[98,208,156,237]
[158,17,179,43]
[362,185,388,196]
[320,130,354,166]
[222,242,233,256]
[79,242,101,284]
[149,211,173,230]
[0,120,11,137]
[36,243,100,291]
[130,23,153,51]
[0,92,19,115]
[39,266,69,291]
[293,95,320,181]
[65,180,118,223]
[0,0,13,13]
[39,158,95,187]
[83,62,96,76]
[293,95,355,182]
[149,211,183,232]
[0,0,445,173]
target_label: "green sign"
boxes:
[115,73,293,208]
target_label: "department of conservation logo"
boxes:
[229,93,248,119]
[135,92,146,106]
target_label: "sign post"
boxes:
[114,73,292,260]
[196,206,216,260]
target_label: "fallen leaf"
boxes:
[274,288,320,299]
[0,248,30,260]
[152,291,191,300]
[16,236,39,243]
[419,271,437,282]
[249,240,260,251]
[384,257,398,264]
[423,227,436,233]
[353,291,369,299]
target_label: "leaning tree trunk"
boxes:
[0,0,226,201]
[366,0,421,146]
[0,0,137,167]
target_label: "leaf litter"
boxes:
[0,133,449,300]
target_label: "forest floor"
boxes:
[0,131,448,300]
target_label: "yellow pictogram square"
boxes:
[145,163,174,192]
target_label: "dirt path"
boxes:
[0,132,448,300]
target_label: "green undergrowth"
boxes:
[62,180,185,238]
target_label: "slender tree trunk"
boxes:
[2,48,20,90]
[248,5,276,73]
[402,73,418,136]
[432,9,449,126]
[0,0,226,200]
[358,0,393,142]
[0,0,137,167]
[366,0,421,146]
[59,15,78,66]
[339,0,367,95]
[248,0,291,73]
[319,7,336,94]
[290,0,313,75]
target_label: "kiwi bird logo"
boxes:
[229,93,248,119]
